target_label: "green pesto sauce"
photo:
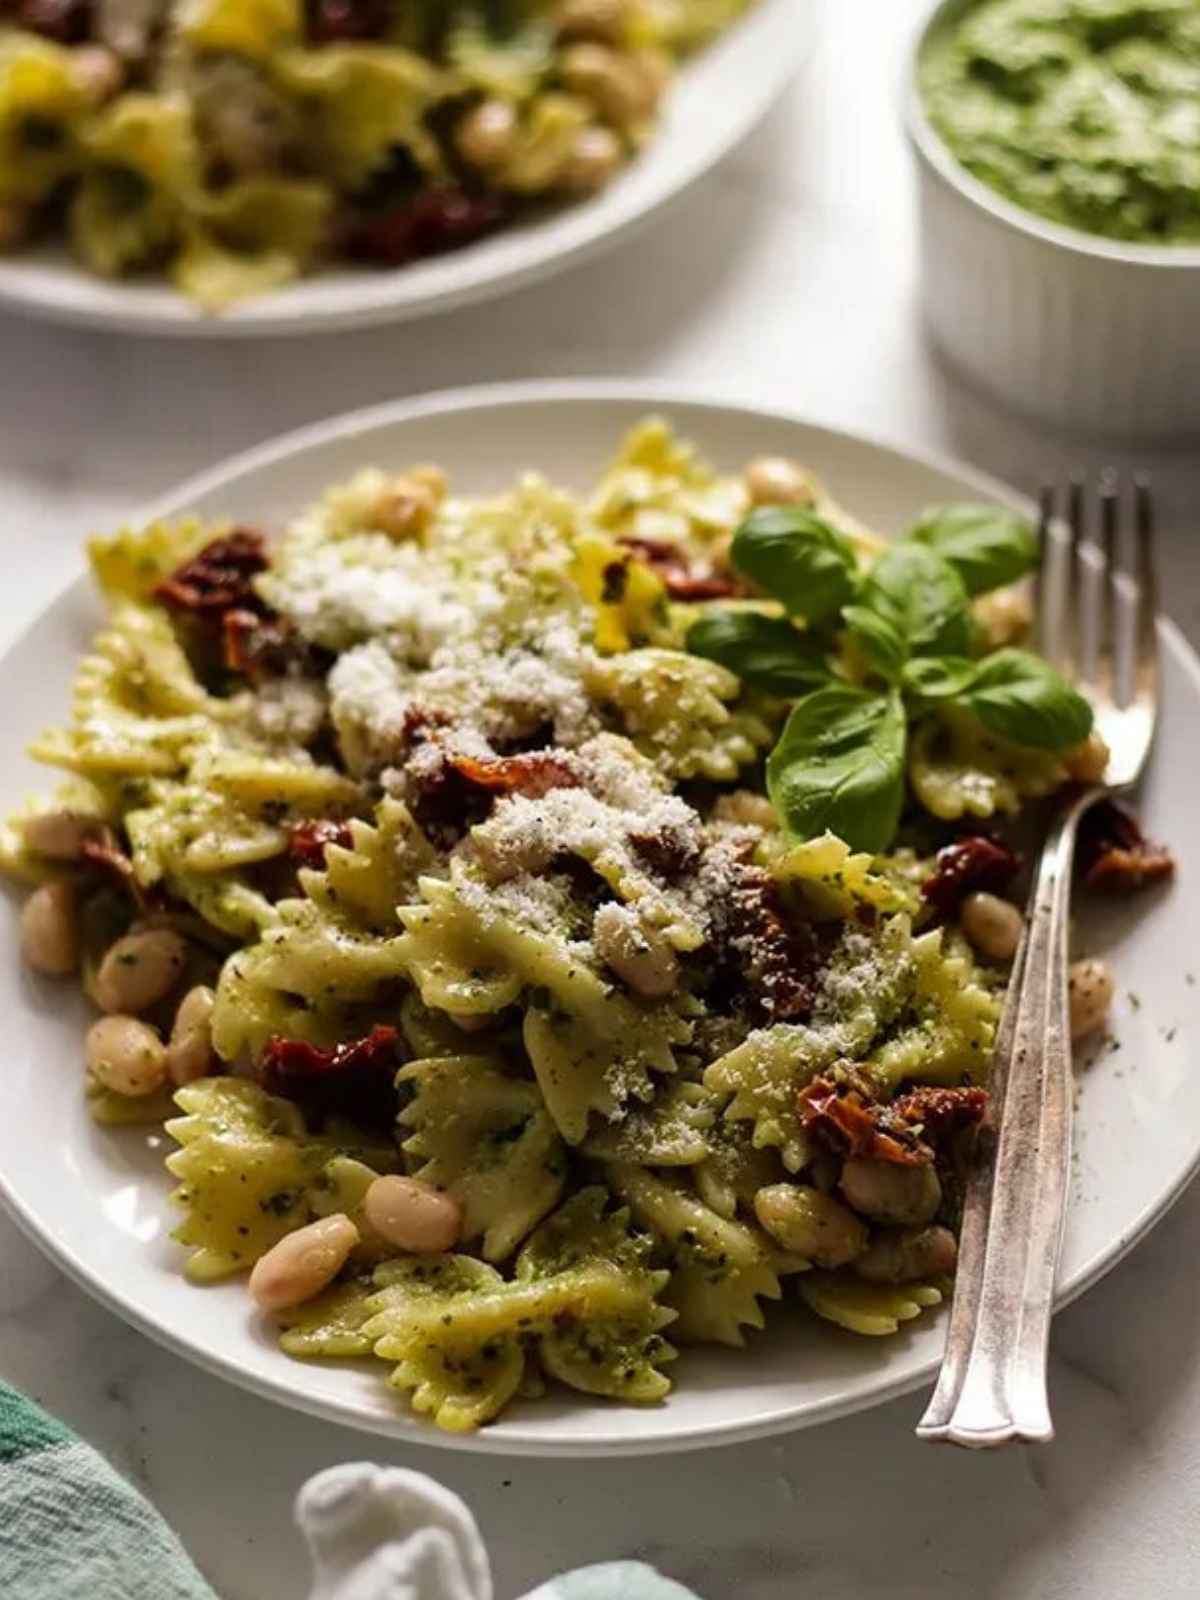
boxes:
[920,0,1200,243]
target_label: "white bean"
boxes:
[249,1215,360,1312]
[561,125,623,194]
[713,790,778,830]
[166,985,216,1087]
[960,891,1023,963]
[72,44,125,104]
[369,476,439,540]
[560,42,660,128]
[854,1224,958,1285]
[555,0,629,43]
[592,902,679,998]
[363,1176,462,1255]
[86,1015,167,1098]
[1064,731,1110,784]
[839,1158,942,1225]
[1068,957,1115,1041]
[745,455,815,508]
[754,1183,868,1267]
[21,882,79,976]
[22,810,105,861]
[455,98,518,170]
[94,928,187,1014]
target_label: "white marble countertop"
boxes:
[3,4,1200,1596]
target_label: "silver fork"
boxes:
[916,473,1159,1449]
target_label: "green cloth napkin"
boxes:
[1,1383,702,1600]
[0,1381,215,1599]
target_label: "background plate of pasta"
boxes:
[0,0,809,335]
[0,381,1197,1456]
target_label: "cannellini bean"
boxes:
[592,902,680,998]
[369,476,440,540]
[21,882,79,976]
[363,1177,462,1255]
[166,984,216,1087]
[974,585,1032,648]
[960,891,1023,963]
[407,464,449,503]
[561,125,623,193]
[744,455,815,508]
[455,98,518,170]
[1068,957,1115,1041]
[754,1183,868,1267]
[22,809,105,861]
[1064,730,1110,784]
[839,1158,942,1226]
[249,1215,360,1312]
[713,790,778,830]
[560,43,660,129]
[86,1015,167,1098]
[854,1224,958,1284]
[72,45,125,104]
[555,0,629,43]
[94,928,187,1014]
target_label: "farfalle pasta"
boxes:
[0,1,756,310]
[10,419,1158,1432]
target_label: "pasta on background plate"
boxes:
[8,418,1170,1432]
[0,0,757,310]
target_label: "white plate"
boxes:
[1,382,1197,1457]
[0,1,810,339]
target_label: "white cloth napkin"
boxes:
[298,1465,699,1600]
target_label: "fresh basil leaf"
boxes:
[956,648,1093,750]
[907,503,1038,597]
[766,684,907,854]
[856,543,971,658]
[900,654,980,701]
[843,603,907,683]
[685,611,832,694]
[731,507,858,623]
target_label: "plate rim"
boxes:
[0,0,810,339]
[2,377,1198,1456]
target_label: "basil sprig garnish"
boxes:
[686,609,832,695]
[730,507,857,624]
[684,496,1088,853]
[767,686,907,856]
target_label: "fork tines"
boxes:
[1035,472,1157,714]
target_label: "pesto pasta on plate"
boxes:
[0,0,760,317]
[3,413,1173,1436]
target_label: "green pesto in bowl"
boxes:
[919,0,1200,245]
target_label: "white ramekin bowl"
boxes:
[906,1,1200,440]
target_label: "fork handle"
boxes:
[916,787,1099,1448]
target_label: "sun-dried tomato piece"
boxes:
[1078,800,1175,894]
[446,751,581,800]
[619,536,739,601]
[80,833,161,914]
[712,861,820,1022]
[799,1075,929,1164]
[630,824,702,880]
[887,1084,988,1147]
[306,0,388,40]
[154,529,270,622]
[260,1025,402,1131]
[14,0,91,42]
[221,608,330,681]
[407,743,581,849]
[349,188,507,266]
[799,1075,987,1167]
[921,834,1020,918]
[287,818,354,870]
